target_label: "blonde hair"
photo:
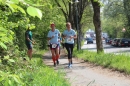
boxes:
[66,22,71,26]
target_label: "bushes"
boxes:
[0,50,70,86]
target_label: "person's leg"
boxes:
[55,47,60,65]
[50,49,56,66]
[28,49,32,60]
[70,44,74,64]
[65,43,71,67]
[58,46,61,64]
[27,44,33,60]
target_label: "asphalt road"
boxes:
[82,40,130,54]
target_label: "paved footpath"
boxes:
[43,49,130,86]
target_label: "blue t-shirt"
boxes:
[47,29,60,44]
[63,29,76,44]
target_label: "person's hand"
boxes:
[64,35,67,38]
[52,35,55,38]
[32,41,35,44]
[31,40,36,45]
[69,36,73,39]
[58,39,60,42]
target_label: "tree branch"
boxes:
[54,0,68,21]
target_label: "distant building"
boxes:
[102,32,108,38]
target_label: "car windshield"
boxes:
[122,38,128,41]
[87,38,93,40]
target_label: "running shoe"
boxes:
[56,60,59,65]
[68,63,72,68]
[54,63,56,67]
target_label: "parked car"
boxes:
[107,38,113,44]
[118,38,130,47]
[111,38,121,46]
[105,38,112,44]
[86,37,93,44]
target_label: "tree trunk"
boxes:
[91,0,103,53]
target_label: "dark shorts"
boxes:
[50,44,59,50]
[47,44,50,47]
[26,43,32,50]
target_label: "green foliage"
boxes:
[0,27,13,50]
[1,55,15,65]
[0,50,70,86]
[7,3,26,14]
[27,6,42,20]
[0,0,54,60]
[0,71,24,86]
[81,4,94,33]
[28,0,65,49]
[0,0,44,55]
[102,0,126,38]
[6,0,43,19]
[0,0,69,85]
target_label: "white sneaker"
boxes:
[68,64,72,68]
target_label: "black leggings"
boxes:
[65,43,74,59]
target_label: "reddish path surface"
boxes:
[43,49,130,86]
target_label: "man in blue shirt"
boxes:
[62,22,77,68]
[47,23,60,67]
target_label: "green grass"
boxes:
[20,60,69,86]
[0,50,70,86]
[73,49,130,74]
[21,50,70,86]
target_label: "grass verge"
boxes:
[73,49,130,74]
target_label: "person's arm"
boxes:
[58,33,61,37]
[26,37,35,44]
[73,35,77,39]
[69,30,77,39]
[62,31,67,38]
[47,31,53,40]
[69,35,77,39]
[26,36,31,42]
[63,35,66,38]
[48,35,55,40]
[60,37,62,43]
[57,29,61,37]
[48,37,51,40]
[25,32,34,44]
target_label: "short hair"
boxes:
[66,22,71,26]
